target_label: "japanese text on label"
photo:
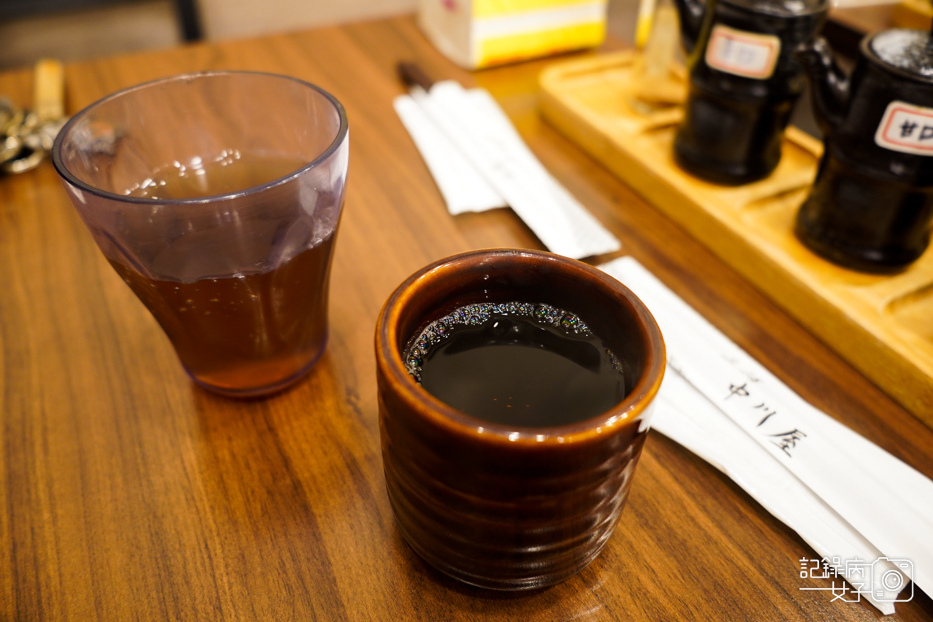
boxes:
[725,381,806,457]
[875,101,933,156]
[705,25,781,80]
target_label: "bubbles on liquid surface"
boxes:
[403,301,624,386]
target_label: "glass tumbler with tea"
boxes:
[53,71,349,397]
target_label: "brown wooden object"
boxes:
[539,51,933,428]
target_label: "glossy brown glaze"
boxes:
[375,249,665,590]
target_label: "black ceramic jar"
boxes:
[796,29,933,272]
[672,0,829,184]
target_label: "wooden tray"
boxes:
[893,0,933,30]
[539,51,933,427]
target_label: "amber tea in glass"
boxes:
[53,72,349,396]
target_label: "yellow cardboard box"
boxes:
[418,0,608,69]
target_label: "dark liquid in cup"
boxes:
[404,302,626,427]
[112,153,337,394]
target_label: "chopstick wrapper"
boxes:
[394,80,620,260]
[394,94,505,215]
[601,256,933,615]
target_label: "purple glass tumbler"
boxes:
[52,71,349,397]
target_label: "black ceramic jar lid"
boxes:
[725,0,827,17]
[870,28,933,80]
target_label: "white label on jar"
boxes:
[875,100,933,156]
[704,24,781,80]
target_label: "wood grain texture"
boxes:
[1,15,931,622]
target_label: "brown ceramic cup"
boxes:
[375,249,665,590]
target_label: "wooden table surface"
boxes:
[1,15,931,622]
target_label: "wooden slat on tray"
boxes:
[539,51,933,427]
